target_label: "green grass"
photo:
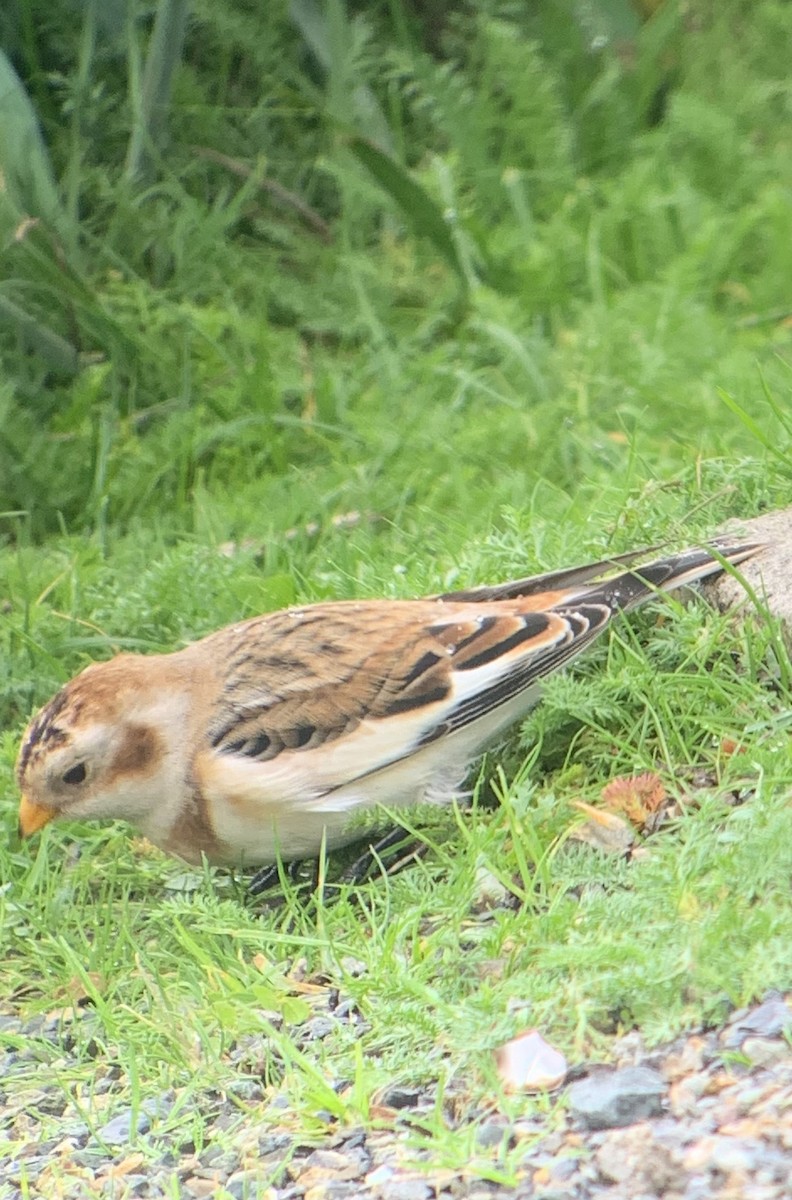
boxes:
[2,1,792,1193]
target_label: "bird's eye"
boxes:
[62,762,87,786]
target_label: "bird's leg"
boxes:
[246,826,428,902]
[339,825,428,884]
[247,856,305,897]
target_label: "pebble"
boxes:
[225,1170,277,1199]
[741,1037,792,1069]
[378,1085,424,1110]
[547,1155,579,1182]
[298,1016,337,1042]
[595,1124,685,1191]
[682,1133,761,1174]
[97,1095,173,1145]
[304,1185,361,1200]
[723,993,792,1048]
[379,1181,433,1200]
[198,1148,239,1173]
[184,1178,221,1198]
[568,1066,666,1129]
[475,1119,513,1148]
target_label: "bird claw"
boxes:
[245,825,428,903]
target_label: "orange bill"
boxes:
[18,794,56,837]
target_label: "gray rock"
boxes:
[547,1156,580,1182]
[197,1146,239,1173]
[225,1169,278,1199]
[724,993,792,1048]
[707,1137,761,1174]
[713,510,792,637]
[226,1078,265,1102]
[97,1095,172,1145]
[380,1181,433,1200]
[569,1066,666,1130]
[71,1149,110,1169]
[475,1119,513,1149]
[299,1016,336,1041]
[98,1107,151,1145]
[380,1085,424,1110]
[741,1035,792,1068]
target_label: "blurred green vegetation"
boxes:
[0,0,790,544]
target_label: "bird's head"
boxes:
[16,657,169,839]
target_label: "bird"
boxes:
[17,538,760,874]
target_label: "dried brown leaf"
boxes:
[569,801,635,854]
[601,771,667,826]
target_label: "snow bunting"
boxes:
[17,539,760,868]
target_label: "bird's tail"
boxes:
[442,537,762,610]
[568,537,762,615]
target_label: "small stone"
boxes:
[340,956,367,977]
[596,1125,683,1192]
[471,864,511,911]
[568,1066,666,1130]
[380,1181,432,1200]
[707,1137,761,1174]
[365,1164,394,1187]
[610,1030,647,1067]
[184,1179,220,1199]
[119,1176,149,1197]
[475,1120,513,1149]
[379,1085,424,1110]
[668,1073,710,1117]
[548,1156,579,1182]
[257,1133,292,1156]
[303,1150,356,1172]
[225,1169,277,1199]
[299,1017,336,1041]
[296,1166,362,1191]
[741,1036,792,1069]
[72,1149,111,1169]
[683,1134,761,1174]
[198,1148,239,1173]
[723,993,792,1048]
[226,1079,265,1102]
[663,1036,706,1081]
[497,1029,567,1092]
[98,1108,152,1145]
[97,1095,171,1146]
[305,1185,360,1200]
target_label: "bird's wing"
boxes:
[199,595,610,807]
[197,538,760,809]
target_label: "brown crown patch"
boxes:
[16,688,73,781]
[17,655,157,784]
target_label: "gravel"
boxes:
[2,993,791,1200]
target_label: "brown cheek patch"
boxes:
[110,723,163,781]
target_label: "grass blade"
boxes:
[718,387,792,471]
[125,0,191,183]
[346,134,468,289]
[0,49,65,234]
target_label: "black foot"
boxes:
[245,826,427,903]
[248,857,313,898]
[339,826,428,885]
